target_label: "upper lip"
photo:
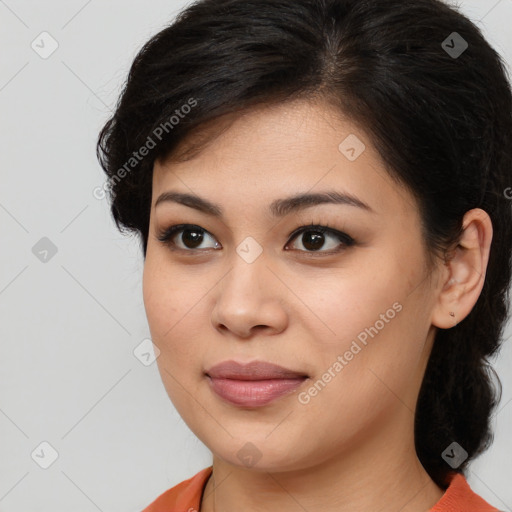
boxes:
[205,360,308,380]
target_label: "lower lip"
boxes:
[206,376,307,407]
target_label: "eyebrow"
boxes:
[154,190,374,217]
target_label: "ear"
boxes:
[431,208,493,329]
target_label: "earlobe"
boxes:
[431,208,493,329]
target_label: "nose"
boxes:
[211,254,288,339]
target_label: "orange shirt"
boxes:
[141,466,499,512]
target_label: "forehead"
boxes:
[152,98,414,219]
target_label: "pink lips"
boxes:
[205,360,308,407]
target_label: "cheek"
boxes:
[143,257,194,367]
[143,259,172,337]
[143,252,202,336]
[142,254,218,385]
[290,306,425,455]
[295,252,428,396]
[293,259,403,346]
[142,259,205,413]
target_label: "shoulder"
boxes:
[141,466,213,512]
[430,472,500,512]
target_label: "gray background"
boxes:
[1,1,511,511]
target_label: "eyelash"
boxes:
[156,222,356,256]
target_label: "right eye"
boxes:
[157,224,222,251]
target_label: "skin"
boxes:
[142,98,492,512]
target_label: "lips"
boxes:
[205,360,309,407]
[205,360,308,380]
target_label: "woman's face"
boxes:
[143,99,442,471]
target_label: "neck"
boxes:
[200,410,444,512]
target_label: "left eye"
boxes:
[157,224,355,253]
[285,225,355,253]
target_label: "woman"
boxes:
[96,0,512,510]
